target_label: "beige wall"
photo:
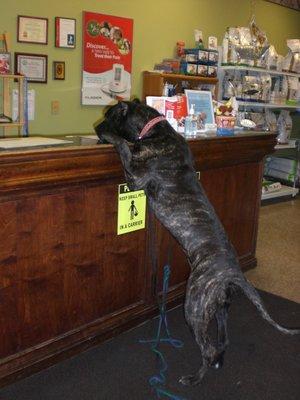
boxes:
[1,0,300,135]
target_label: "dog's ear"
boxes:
[118,101,129,116]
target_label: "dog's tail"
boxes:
[233,278,300,335]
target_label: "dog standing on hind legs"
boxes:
[95,99,300,386]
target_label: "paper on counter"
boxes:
[0,136,72,149]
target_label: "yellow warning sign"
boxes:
[117,183,146,235]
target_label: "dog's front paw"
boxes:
[179,374,202,386]
[98,135,110,144]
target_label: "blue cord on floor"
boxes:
[139,265,187,400]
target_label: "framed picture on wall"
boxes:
[17,15,48,44]
[15,52,48,83]
[53,61,65,80]
[55,17,76,48]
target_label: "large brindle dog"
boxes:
[95,99,299,386]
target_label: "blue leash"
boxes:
[139,265,187,400]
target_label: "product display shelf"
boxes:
[218,63,300,111]
[262,139,299,201]
[237,100,300,110]
[142,70,218,100]
[261,185,299,200]
[220,65,300,79]
[275,139,297,150]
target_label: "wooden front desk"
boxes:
[0,133,276,385]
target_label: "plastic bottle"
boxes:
[184,104,197,138]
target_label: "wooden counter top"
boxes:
[0,133,276,196]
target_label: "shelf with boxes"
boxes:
[145,39,220,101]
[142,71,218,100]
[181,47,219,78]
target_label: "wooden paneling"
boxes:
[0,133,276,386]
[201,163,262,267]
[0,184,148,361]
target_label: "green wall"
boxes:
[1,0,300,136]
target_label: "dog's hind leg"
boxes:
[179,323,217,386]
[212,302,230,370]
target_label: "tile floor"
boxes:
[245,196,300,303]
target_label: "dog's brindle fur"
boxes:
[95,100,299,386]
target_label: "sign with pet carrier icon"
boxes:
[117,183,146,235]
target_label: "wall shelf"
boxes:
[218,64,300,111]
[151,71,218,83]
[236,100,300,110]
[142,71,218,100]
[275,140,297,150]
[220,65,300,79]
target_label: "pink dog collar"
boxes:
[138,116,165,140]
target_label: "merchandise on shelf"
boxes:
[154,58,181,73]
[146,94,188,132]
[184,103,197,137]
[264,156,300,187]
[194,29,204,49]
[222,18,269,67]
[276,110,293,144]
[221,68,299,106]
[181,47,218,77]
[265,109,277,131]
[246,112,265,130]
[222,19,300,77]
[208,36,218,50]
[287,76,299,104]
[262,180,282,195]
[176,41,185,58]
[286,39,300,74]
[153,28,220,77]
[215,97,237,136]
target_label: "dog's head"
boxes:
[95,99,161,143]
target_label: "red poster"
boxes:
[82,11,133,105]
